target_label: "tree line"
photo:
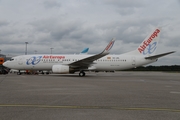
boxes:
[124,65,180,71]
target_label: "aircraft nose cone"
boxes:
[3,62,8,67]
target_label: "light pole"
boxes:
[25,42,28,55]
[50,48,53,54]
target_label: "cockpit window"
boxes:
[10,58,14,61]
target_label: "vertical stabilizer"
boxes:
[80,48,89,54]
[126,27,161,56]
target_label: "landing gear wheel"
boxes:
[17,70,22,75]
[79,71,85,77]
[17,72,21,75]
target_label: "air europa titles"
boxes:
[138,29,160,53]
[43,55,65,59]
[105,41,114,51]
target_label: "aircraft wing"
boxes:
[68,38,115,68]
[145,51,175,59]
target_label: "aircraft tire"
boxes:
[79,71,85,77]
[17,72,21,75]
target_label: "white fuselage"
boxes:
[3,54,157,71]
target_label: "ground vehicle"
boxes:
[0,55,9,74]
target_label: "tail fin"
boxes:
[80,48,89,54]
[127,27,161,56]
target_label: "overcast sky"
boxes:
[0,0,180,65]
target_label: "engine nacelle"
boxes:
[52,65,69,74]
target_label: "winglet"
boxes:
[103,38,116,54]
[68,38,116,67]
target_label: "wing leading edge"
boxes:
[68,38,116,68]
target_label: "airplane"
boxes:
[3,27,175,77]
[3,38,115,76]
[80,48,89,54]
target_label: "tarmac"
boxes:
[0,71,180,120]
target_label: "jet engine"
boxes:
[52,65,69,74]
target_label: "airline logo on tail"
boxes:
[143,42,157,55]
[138,29,160,54]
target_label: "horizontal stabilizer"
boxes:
[145,51,175,59]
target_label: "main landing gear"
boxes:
[17,70,22,75]
[79,71,85,77]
